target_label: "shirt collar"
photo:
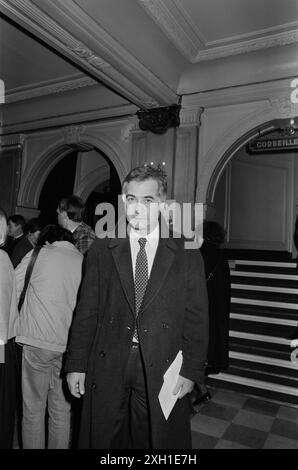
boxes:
[129,223,159,247]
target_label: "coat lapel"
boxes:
[109,237,135,317]
[139,236,177,315]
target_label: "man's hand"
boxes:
[67,372,86,398]
[172,375,194,399]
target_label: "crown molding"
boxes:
[138,0,199,61]
[138,0,298,63]
[0,104,138,135]
[195,29,298,62]
[0,0,177,108]
[0,133,25,147]
[5,75,97,104]
[181,79,296,109]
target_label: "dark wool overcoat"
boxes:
[65,233,209,449]
[200,240,231,372]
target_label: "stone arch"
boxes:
[196,102,285,205]
[205,121,277,204]
[18,132,128,210]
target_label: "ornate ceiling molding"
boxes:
[0,0,177,108]
[179,106,204,128]
[195,29,298,62]
[68,44,111,71]
[138,0,199,61]
[5,75,97,104]
[0,104,138,135]
[0,133,26,148]
[138,0,298,63]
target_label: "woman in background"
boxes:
[192,220,231,408]
[0,207,19,448]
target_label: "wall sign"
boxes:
[248,136,298,153]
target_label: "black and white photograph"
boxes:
[0,0,298,456]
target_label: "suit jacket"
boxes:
[65,232,208,449]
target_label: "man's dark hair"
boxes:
[36,224,74,246]
[8,214,26,230]
[122,165,167,198]
[203,220,226,246]
[58,195,85,222]
[25,218,42,235]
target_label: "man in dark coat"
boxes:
[65,165,209,449]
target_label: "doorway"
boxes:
[38,147,121,230]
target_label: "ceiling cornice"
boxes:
[139,0,298,63]
[0,0,178,108]
[195,29,298,62]
[138,0,200,61]
[5,74,97,104]
[0,103,138,135]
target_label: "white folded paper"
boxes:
[158,350,183,420]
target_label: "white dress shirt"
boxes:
[129,224,159,279]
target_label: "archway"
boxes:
[206,120,278,205]
[18,130,128,215]
[38,146,121,229]
[205,119,296,256]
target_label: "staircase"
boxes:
[207,258,298,406]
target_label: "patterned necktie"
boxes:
[134,238,148,315]
[133,238,148,344]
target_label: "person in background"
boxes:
[15,224,83,449]
[0,208,19,448]
[11,218,42,268]
[5,214,26,260]
[192,220,231,408]
[57,195,96,255]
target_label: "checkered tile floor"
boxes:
[191,387,298,449]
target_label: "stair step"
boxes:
[229,340,291,359]
[208,372,298,398]
[233,265,297,275]
[229,325,292,350]
[207,375,298,406]
[231,275,298,289]
[231,303,298,321]
[234,260,297,268]
[231,270,298,281]
[230,312,298,327]
[228,357,298,380]
[232,283,298,294]
[229,350,298,370]
[229,320,294,338]
[215,366,298,390]
[231,297,298,309]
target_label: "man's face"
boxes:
[124,178,163,235]
[56,208,68,228]
[8,221,22,238]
